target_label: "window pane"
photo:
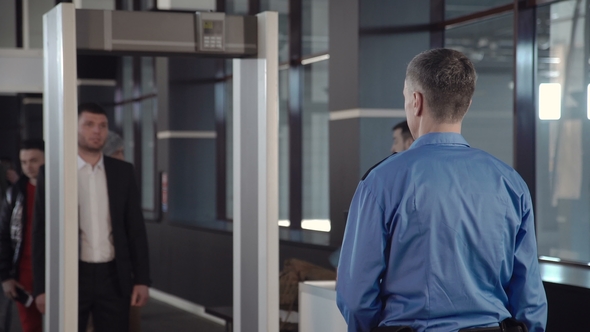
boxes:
[262,0,289,63]
[227,0,248,14]
[302,0,328,56]
[360,0,430,28]
[28,0,55,48]
[445,14,514,166]
[141,56,156,211]
[445,0,513,19]
[536,0,590,263]
[302,60,329,231]
[279,68,289,222]
[74,0,116,9]
[122,56,135,164]
[225,61,233,219]
[0,0,16,48]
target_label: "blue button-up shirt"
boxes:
[336,133,547,332]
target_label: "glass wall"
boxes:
[279,69,290,224]
[302,60,329,230]
[121,56,135,165]
[445,0,513,19]
[536,0,590,263]
[262,0,289,63]
[140,57,156,212]
[445,13,515,166]
[28,0,54,48]
[302,0,328,56]
[0,0,16,48]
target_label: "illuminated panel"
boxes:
[539,83,561,120]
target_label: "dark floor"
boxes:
[141,299,225,332]
[6,298,225,332]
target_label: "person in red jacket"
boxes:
[0,139,45,332]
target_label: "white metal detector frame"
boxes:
[43,3,278,332]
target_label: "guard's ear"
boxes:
[413,91,424,117]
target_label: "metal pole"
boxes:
[233,11,279,332]
[43,3,79,331]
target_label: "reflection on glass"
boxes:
[302,61,329,228]
[225,63,234,219]
[445,0,512,19]
[279,68,289,221]
[122,56,135,164]
[140,57,156,211]
[302,0,328,56]
[227,0,248,14]
[587,84,589,119]
[0,1,16,47]
[445,14,514,166]
[539,83,562,120]
[536,0,590,263]
[278,219,331,232]
[28,0,54,48]
[262,0,289,62]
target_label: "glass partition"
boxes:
[535,0,590,263]
[445,13,515,166]
[445,0,513,19]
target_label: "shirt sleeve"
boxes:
[336,181,388,332]
[507,191,548,332]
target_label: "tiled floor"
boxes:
[6,299,225,332]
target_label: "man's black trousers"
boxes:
[78,261,130,332]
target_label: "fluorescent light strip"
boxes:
[301,54,330,66]
[157,131,216,139]
[302,219,331,232]
[330,108,406,121]
[278,219,331,232]
[77,79,117,87]
[587,84,590,120]
[539,256,562,262]
[539,83,561,120]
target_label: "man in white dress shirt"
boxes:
[33,103,151,332]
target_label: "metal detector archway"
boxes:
[43,4,278,331]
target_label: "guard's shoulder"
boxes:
[361,153,397,181]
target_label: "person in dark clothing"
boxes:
[0,139,45,332]
[390,120,414,154]
[32,103,151,332]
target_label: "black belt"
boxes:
[372,319,526,332]
[459,327,523,332]
[371,327,414,332]
[372,326,523,332]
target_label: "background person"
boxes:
[0,139,45,332]
[390,120,414,154]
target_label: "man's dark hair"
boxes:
[392,120,412,140]
[78,102,107,117]
[21,139,45,152]
[406,48,476,122]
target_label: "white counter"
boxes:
[299,280,348,332]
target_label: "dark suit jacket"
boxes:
[32,157,151,297]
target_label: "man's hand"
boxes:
[130,285,149,307]
[35,293,46,314]
[1,279,22,299]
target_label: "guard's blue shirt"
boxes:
[336,133,547,332]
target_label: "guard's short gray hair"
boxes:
[406,48,477,122]
[103,131,124,157]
